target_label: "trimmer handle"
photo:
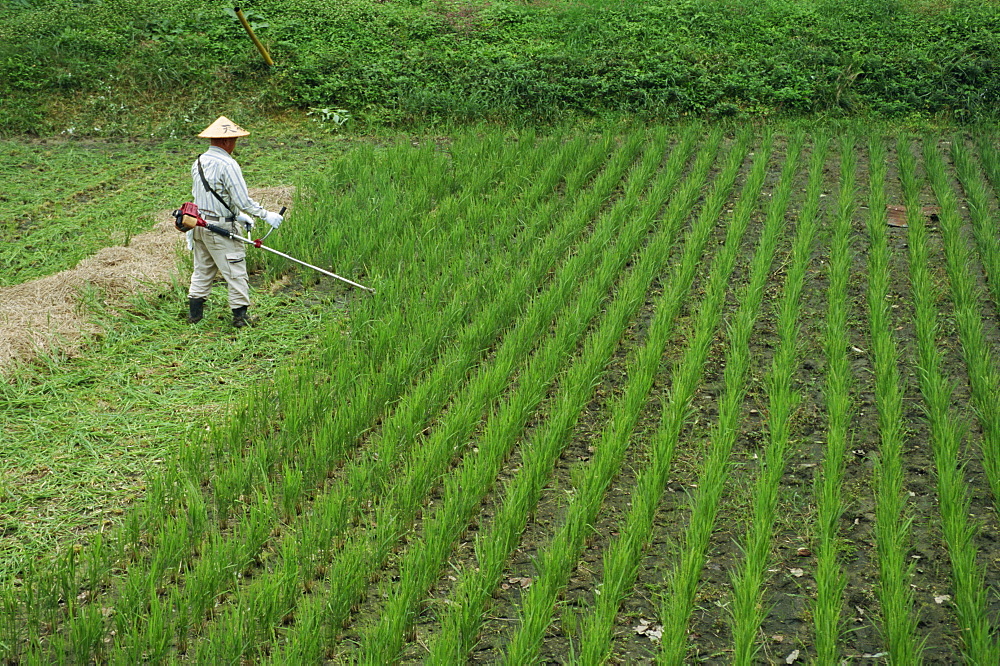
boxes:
[197,220,235,238]
[255,206,288,244]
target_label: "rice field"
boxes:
[5,124,1000,663]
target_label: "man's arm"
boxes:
[221,160,268,219]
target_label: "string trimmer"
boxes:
[173,203,374,293]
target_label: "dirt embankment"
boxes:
[0,187,294,373]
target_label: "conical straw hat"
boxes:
[197,116,250,138]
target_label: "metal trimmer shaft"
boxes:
[199,220,375,293]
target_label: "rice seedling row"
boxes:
[810,133,859,663]
[898,136,1000,663]
[864,135,922,663]
[9,126,1000,664]
[951,139,1000,317]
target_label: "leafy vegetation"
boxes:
[2,0,999,135]
[7,1,1000,662]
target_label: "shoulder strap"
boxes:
[197,158,234,216]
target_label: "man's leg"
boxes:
[200,229,252,326]
[188,230,218,323]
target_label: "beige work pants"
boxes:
[188,224,251,309]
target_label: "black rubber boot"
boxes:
[232,306,252,329]
[187,297,206,324]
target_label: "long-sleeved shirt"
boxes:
[190,145,267,219]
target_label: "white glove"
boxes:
[237,212,254,231]
[263,210,283,229]
[186,229,194,251]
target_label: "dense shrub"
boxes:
[1,0,997,134]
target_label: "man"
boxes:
[186,115,284,328]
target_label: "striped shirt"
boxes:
[190,146,267,220]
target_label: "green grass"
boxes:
[3,0,999,134]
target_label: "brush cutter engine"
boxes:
[172,202,203,232]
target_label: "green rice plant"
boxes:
[55,544,81,622]
[509,131,788,666]
[355,126,706,664]
[570,128,760,665]
[279,462,304,521]
[169,585,191,657]
[111,565,154,644]
[812,132,858,663]
[952,139,1000,314]
[937,137,1000,514]
[656,130,801,664]
[727,132,827,665]
[9,562,57,663]
[429,126,753,665]
[183,534,232,630]
[899,135,1000,664]
[865,134,921,664]
[0,585,20,660]
[190,602,249,665]
[141,592,171,664]
[120,490,274,657]
[927,131,1000,584]
[68,601,106,665]
[283,129,669,660]
[976,135,1000,231]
